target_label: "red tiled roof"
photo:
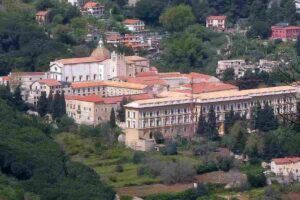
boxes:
[83,2,104,8]
[272,157,300,165]
[66,93,154,104]
[207,15,227,20]
[123,19,143,25]
[271,26,300,30]
[150,67,158,72]
[65,95,103,103]
[10,72,46,76]
[176,82,238,94]
[0,76,10,81]
[39,79,62,87]
[71,81,147,90]
[56,57,103,65]
[36,10,49,16]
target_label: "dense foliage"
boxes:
[0,98,115,199]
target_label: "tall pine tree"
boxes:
[197,108,206,135]
[206,106,219,140]
[224,108,235,135]
[52,91,61,120]
[37,91,48,117]
[117,97,128,122]
[47,90,53,114]
[12,85,27,111]
[110,108,116,128]
[60,91,66,116]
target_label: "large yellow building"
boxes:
[124,86,298,151]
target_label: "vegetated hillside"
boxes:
[0,97,115,200]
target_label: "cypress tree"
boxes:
[13,85,27,111]
[110,108,116,128]
[52,91,61,120]
[261,102,278,132]
[47,90,53,114]
[293,102,300,131]
[206,106,219,140]
[224,108,235,135]
[254,102,263,130]
[37,91,48,117]
[117,97,128,122]
[197,108,206,135]
[60,91,66,116]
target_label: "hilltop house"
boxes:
[206,16,227,31]
[123,19,145,32]
[82,2,104,17]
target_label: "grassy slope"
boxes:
[55,132,202,188]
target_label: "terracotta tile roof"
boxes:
[272,157,300,165]
[38,79,62,87]
[36,10,49,16]
[272,26,300,30]
[83,2,104,8]
[66,95,103,103]
[0,76,10,81]
[177,82,238,94]
[66,93,154,104]
[56,57,103,65]
[10,72,46,76]
[207,15,227,20]
[71,81,147,90]
[123,19,143,25]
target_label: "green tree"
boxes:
[205,106,219,140]
[159,4,195,32]
[110,108,116,128]
[222,68,235,81]
[247,20,271,39]
[254,102,278,132]
[37,91,48,117]
[60,91,66,116]
[12,85,27,111]
[224,109,235,135]
[295,35,300,57]
[47,90,53,114]
[245,133,265,158]
[197,108,206,136]
[135,0,167,24]
[117,97,128,122]
[228,121,248,154]
[51,91,61,120]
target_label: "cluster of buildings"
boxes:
[0,43,298,151]
[271,23,300,41]
[216,59,281,79]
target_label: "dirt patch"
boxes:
[283,192,300,200]
[116,171,246,197]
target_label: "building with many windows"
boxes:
[271,24,300,41]
[82,2,104,17]
[123,19,145,32]
[124,86,297,151]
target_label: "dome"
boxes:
[90,40,111,60]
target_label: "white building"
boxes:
[123,19,145,32]
[82,2,104,18]
[49,43,127,82]
[206,16,227,31]
[270,157,300,182]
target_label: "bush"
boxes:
[115,164,124,173]
[161,140,177,155]
[217,158,233,172]
[247,170,266,188]
[196,162,218,174]
[132,152,145,164]
[137,166,150,177]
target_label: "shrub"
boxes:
[109,176,117,182]
[247,170,266,188]
[161,160,195,184]
[115,164,124,173]
[217,158,233,172]
[137,166,150,177]
[196,162,218,174]
[132,152,145,164]
[161,140,177,155]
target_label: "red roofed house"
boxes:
[65,93,154,125]
[271,25,300,41]
[36,10,50,25]
[270,157,300,182]
[123,19,145,32]
[82,2,104,17]
[206,16,227,31]
[0,76,9,86]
